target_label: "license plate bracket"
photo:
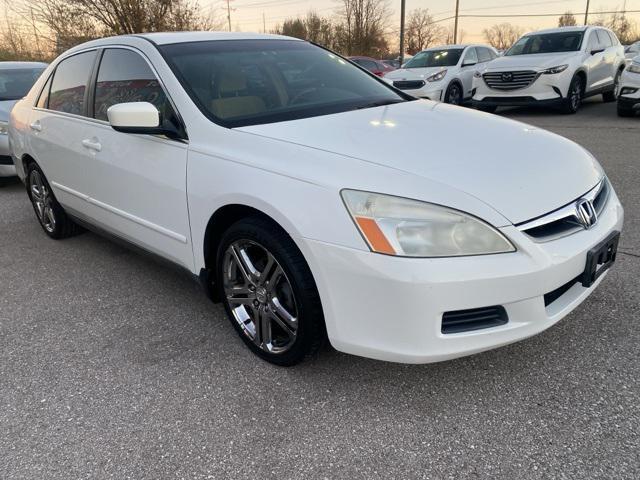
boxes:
[581,231,620,288]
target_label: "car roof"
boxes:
[523,26,589,36]
[0,61,48,70]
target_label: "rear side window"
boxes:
[94,48,172,122]
[606,31,619,46]
[49,51,96,115]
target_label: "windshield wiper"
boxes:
[353,99,405,110]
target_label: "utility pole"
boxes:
[263,12,266,33]
[399,0,406,66]
[584,0,590,25]
[453,0,460,44]
[226,0,233,32]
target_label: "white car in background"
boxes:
[625,42,640,62]
[9,33,623,366]
[618,55,640,117]
[473,26,626,114]
[0,62,47,182]
[383,45,498,105]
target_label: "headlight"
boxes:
[541,64,569,75]
[0,120,8,135]
[427,69,447,82]
[628,63,640,74]
[341,190,515,257]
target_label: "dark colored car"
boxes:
[348,56,395,77]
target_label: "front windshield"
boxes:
[506,31,584,56]
[160,40,406,127]
[0,68,45,101]
[403,49,464,68]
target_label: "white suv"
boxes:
[473,26,626,114]
[618,55,640,117]
[383,45,498,105]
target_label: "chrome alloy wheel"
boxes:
[29,170,56,233]
[569,80,582,111]
[222,240,298,354]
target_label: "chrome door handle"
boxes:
[29,121,42,132]
[81,138,102,152]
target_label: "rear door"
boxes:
[80,47,193,269]
[28,50,97,214]
[584,30,608,91]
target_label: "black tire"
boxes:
[25,161,82,239]
[562,75,583,114]
[617,104,635,117]
[603,69,623,103]
[477,105,498,113]
[444,82,463,105]
[215,216,326,366]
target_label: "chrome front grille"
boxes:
[517,178,611,242]
[483,71,539,91]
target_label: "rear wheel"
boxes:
[603,69,622,102]
[617,103,635,117]
[562,75,583,114]
[444,82,463,105]
[216,216,325,366]
[26,162,82,239]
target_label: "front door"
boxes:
[80,47,193,270]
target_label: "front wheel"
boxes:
[617,103,635,117]
[444,82,463,105]
[216,216,326,366]
[603,69,622,103]
[562,75,583,114]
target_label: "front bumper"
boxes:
[300,189,624,364]
[392,83,444,101]
[618,74,640,110]
[472,69,571,107]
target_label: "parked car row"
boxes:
[0,62,47,180]
[386,26,630,116]
[4,32,624,366]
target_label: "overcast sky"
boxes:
[202,0,640,44]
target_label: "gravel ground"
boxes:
[1,99,639,479]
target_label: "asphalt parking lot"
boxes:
[1,99,639,479]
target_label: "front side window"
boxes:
[404,49,464,68]
[161,40,405,127]
[506,32,585,56]
[0,67,46,101]
[49,51,96,115]
[463,48,478,65]
[94,49,172,122]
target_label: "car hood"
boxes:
[384,67,447,81]
[486,52,578,71]
[238,100,602,225]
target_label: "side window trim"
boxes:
[90,45,188,141]
[35,72,54,109]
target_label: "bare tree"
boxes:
[483,23,524,51]
[405,8,444,55]
[558,11,577,27]
[444,26,466,44]
[336,0,390,57]
[607,12,639,44]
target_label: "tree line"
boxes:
[1,0,639,62]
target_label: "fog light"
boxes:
[620,87,638,95]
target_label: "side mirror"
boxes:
[107,102,179,138]
[590,48,605,55]
[462,60,477,67]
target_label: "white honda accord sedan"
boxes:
[9,33,623,365]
